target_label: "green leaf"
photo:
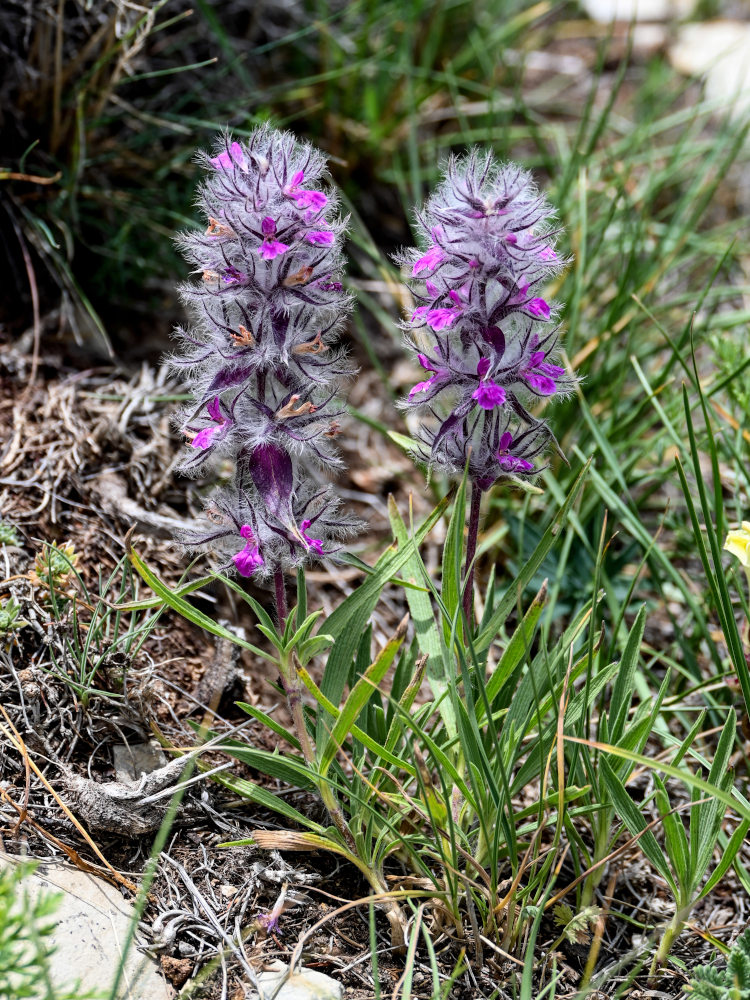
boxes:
[317,493,451,737]
[236,702,301,751]
[212,772,324,831]
[479,579,547,720]
[297,633,335,664]
[212,572,277,637]
[654,774,690,892]
[388,495,454,733]
[609,604,646,743]
[127,546,277,664]
[598,756,677,893]
[319,618,408,777]
[474,461,590,654]
[441,466,468,647]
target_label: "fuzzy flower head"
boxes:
[397,150,577,490]
[169,128,358,576]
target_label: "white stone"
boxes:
[250,961,343,1000]
[669,22,750,120]
[0,854,172,1000]
[579,0,694,22]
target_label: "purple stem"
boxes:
[462,483,482,624]
[274,568,288,626]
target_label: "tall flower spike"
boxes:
[396,150,577,491]
[169,128,358,580]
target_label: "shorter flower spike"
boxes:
[396,149,577,491]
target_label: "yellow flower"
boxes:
[724,522,750,568]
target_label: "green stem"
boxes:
[277,648,358,855]
[650,913,683,978]
[462,483,482,624]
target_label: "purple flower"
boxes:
[210,142,247,172]
[520,350,565,396]
[300,519,324,556]
[191,397,230,449]
[413,245,446,276]
[396,148,577,488]
[472,359,506,410]
[409,353,442,398]
[221,265,247,285]
[497,432,534,473]
[526,297,550,320]
[258,217,289,260]
[233,525,264,576]
[283,170,328,211]
[305,230,334,246]
[425,307,461,330]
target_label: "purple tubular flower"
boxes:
[233,525,264,576]
[413,245,446,275]
[300,518,325,555]
[472,358,507,410]
[191,396,231,449]
[169,128,359,577]
[306,230,334,246]
[258,216,290,259]
[284,170,328,211]
[497,431,534,473]
[396,149,577,490]
[521,350,566,396]
[210,141,247,172]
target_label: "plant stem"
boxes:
[279,649,316,769]
[274,568,288,626]
[463,483,483,624]
[650,913,683,979]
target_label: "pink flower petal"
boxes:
[295,190,327,210]
[472,380,506,410]
[527,297,550,320]
[258,240,290,260]
[305,230,334,245]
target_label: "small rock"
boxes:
[0,854,172,999]
[669,21,750,121]
[250,961,343,1000]
[113,741,167,782]
[579,0,694,21]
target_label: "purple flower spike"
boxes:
[396,148,577,490]
[170,127,358,579]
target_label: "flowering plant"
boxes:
[168,129,356,617]
[397,152,576,614]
